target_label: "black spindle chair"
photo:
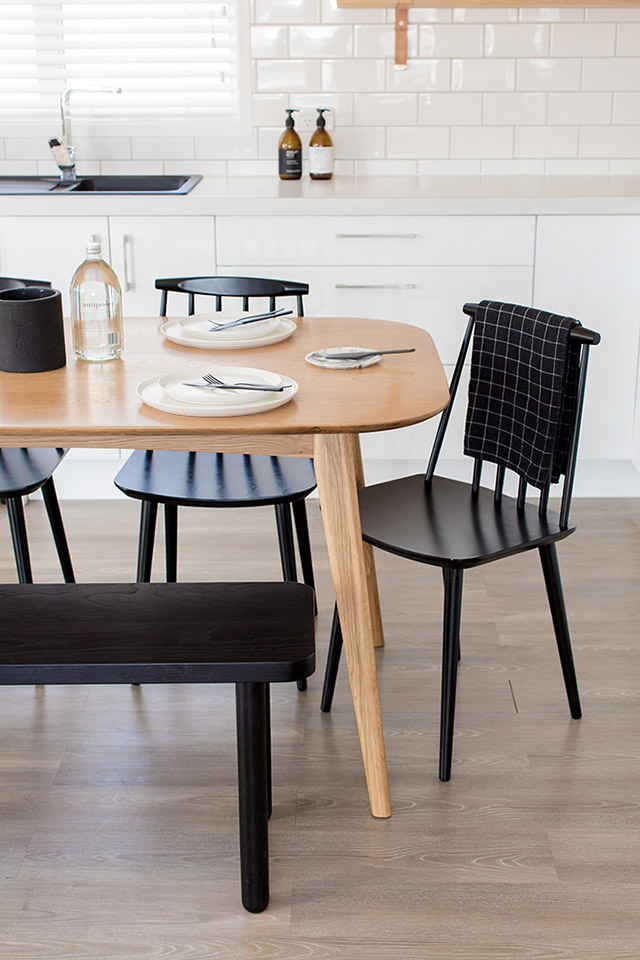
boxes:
[114,276,316,689]
[0,276,74,584]
[321,301,600,781]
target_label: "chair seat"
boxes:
[0,582,316,685]
[0,448,67,498]
[114,451,317,507]
[359,474,575,569]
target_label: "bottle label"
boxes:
[309,146,334,176]
[279,148,302,176]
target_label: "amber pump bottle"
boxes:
[278,109,302,180]
[309,108,334,181]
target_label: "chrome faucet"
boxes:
[49,85,122,181]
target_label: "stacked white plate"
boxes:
[137,365,299,417]
[161,311,297,350]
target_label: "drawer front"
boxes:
[224,263,533,364]
[217,216,535,268]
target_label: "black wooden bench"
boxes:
[0,581,315,913]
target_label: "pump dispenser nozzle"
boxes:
[285,108,299,128]
[315,108,330,127]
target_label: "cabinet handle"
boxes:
[335,283,417,290]
[122,234,133,292]
[335,233,419,239]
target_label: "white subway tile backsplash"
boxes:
[251,26,288,58]
[451,125,514,158]
[515,125,578,157]
[548,92,612,125]
[257,59,322,92]
[485,24,549,58]
[386,126,449,159]
[323,59,386,93]
[1,9,639,177]
[483,92,546,125]
[612,92,640,124]
[290,25,353,58]
[131,137,194,161]
[388,59,451,92]
[256,0,319,25]
[354,159,418,176]
[419,93,482,125]
[337,126,386,159]
[482,158,545,173]
[579,125,640,158]
[354,24,418,59]
[419,25,484,58]
[355,94,418,127]
[452,59,516,92]
[582,58,640,91]
[550,23,615,56]
[517,58,581,91]
[616,23,640,55]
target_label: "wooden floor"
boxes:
[0,495,638,959]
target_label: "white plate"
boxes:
[178,311,282,342]
[158,365,284,406]
[137,373,298,418]
[305,346,382,370]
[161,317,297,350]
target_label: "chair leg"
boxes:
[235,681,270,913]
[442,569,460,661]
[164,504,178,583]
[41,477,75,583]
[439,567,464,782]
[136,500,158,582]
[539,543,582,719]
[321,604,343,712]
[7,496,33,584]
[291,499,317,611]
[274,504,307,691]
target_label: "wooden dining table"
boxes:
[0,314,449,818]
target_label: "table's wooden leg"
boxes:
[314,433,391,819]
[353,436,384,648]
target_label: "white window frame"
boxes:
[0,0,252,139]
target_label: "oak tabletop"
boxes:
[0,316,449,448]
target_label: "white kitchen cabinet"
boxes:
[534,216,640,462]
[0,216,109,315]
[216,215,535,268]
[109,216,215,317]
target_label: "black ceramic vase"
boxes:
[0,286,66,373]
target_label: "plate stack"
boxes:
[161,311,297,350]
[137,365,298,417]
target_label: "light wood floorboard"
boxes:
[0,496,638,959]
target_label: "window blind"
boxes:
[0,1,240,121]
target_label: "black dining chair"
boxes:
[114,276,316,689]
[0,276,75,584]
[321,300,600,781]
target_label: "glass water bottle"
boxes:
[71,237,124,361]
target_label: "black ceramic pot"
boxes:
[0,287,66,373]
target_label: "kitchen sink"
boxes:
[0,174,202,195]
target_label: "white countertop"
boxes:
[2,175,640,216]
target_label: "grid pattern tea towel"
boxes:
[463,300,580,490]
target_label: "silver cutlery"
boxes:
[323,348,416,360]
[181,374,290,393]
[208,307,292,331]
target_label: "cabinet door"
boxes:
[534,216,640,461]
[109,216,215,317]
[0,216,109,315]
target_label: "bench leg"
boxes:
[236,681,270,913]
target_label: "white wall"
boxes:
[1,3,640,178]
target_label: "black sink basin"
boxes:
[0,174,201,195]
[66,175,201,194]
